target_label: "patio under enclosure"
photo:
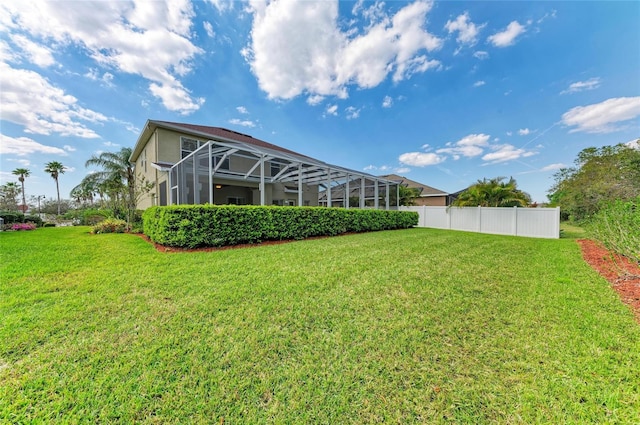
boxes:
[158,137,401,209]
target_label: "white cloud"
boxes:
[0,0,205,114]
[9,34,55,67]
[63,145,76,152]
[243,0,442,100]
[103,141,120,147]
[626,139,640,150]
[0,62,106,138]
[560,77,601,95]
[487,21,526,47]
[482,144,536,164]
[203,21,215,38]
[518,128,531,135]
[436,133,491,158]
[473,80,485,87]
[307,95,325,106]
[444,12,485,47]
[473,50,488,60]
[325,104,338,116]
[541,163,565,172]
[345,106,360,120]
[562,97,640,133]
[228,118,256,128]
[363,164,377,171]
[506,131,513,136]
[382,95,393,108]
[206,0,232,13]
[399,152,445,167]
[0,133,68,156]
[395,167,411,174]
[236,106,249,114]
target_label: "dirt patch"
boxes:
[577,239,640,322]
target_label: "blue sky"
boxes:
[1,0,639,205]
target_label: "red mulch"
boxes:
[577,239,640,322]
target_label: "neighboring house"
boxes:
[130,120,400,210]
[379,174,449,206]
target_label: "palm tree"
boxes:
[453,177,531,207]
[12,168,30,212]
[0,182,21,211]
[44,161,66,215]
[84,147,136,223]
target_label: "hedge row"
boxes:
[143,205,418,248]
[0,211,43,227]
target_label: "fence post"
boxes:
[513,206,518,236]
[447,206,451,229]
[477,206,482,233]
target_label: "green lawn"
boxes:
[1,227,639,424]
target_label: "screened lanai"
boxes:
[164,137,401,209]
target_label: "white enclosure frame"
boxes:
[168,139,401,209]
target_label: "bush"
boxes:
[586,197,640,265]
[11,223,36,231]
[0,211,25,225]
[43,222,56,228]
[143,205,418,248]
[82,209,112,226]
[91,218,128,234]
[24,215,43,227]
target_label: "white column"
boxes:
[360,177,365,209]
[208,142,213,204]
[260,154,265,206]
[345,174,350,209]
[298,163,303,207]
[374,180,379,209]
[326,168,332,207]
[385,182,389,210]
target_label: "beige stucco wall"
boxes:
[414,196,447,207]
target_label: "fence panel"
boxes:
[399,206,560,239]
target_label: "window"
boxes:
[181,137,202,159]
[159,181,167,206]
[141,149,147,172]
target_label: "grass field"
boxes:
[1,227,639,423]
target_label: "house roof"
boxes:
[379,174,447,197]
[130,119,400,190]
[130,119,313,163]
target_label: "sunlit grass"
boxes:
[1,227,639,423]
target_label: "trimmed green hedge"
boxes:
[143,205,418,248]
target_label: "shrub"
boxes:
[0,211,25,225]
[82,209,112,226]
[586,197,639,265]
[91,218,128,234]
[143,205,418,248]
[43,222,56,228]
[11,222,36,231]
[25,215,43,227]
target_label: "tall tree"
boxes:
[453,177,531,207]
[0,182,21,211]
[399,185,421,206]
[12,168,30,212]
[549,142,640,221]
[83,147,147,225]
[44,161,66,215]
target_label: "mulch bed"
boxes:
[577,239,640,322]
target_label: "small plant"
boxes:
[11,222,37,231]
[91,218,128,234]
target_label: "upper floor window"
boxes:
[181,137,203,159]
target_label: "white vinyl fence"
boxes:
[400,206,561,239]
